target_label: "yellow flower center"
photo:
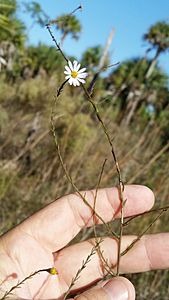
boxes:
[71,71,78,78]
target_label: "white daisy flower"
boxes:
[64,60,88,87]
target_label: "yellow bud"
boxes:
[49,267,58,275]
[45,267,58,275]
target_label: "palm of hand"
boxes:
[1,186,167,300]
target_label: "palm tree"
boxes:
[0,1,16,37]
[26,43,64,76]
[107,58,168,125]
[0,0,26,75]
[144,21,169,79]
[0,0,25,47]
[23,1,49,29]
[53,14,81,44]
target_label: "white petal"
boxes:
[78,67,86,73]
[65,66,71,73]
[73,60,78,69]
[72,78,78,86]
[77,63,81,71]
[64,70,71,75]
[68,78,73,85]
[65,75,71,79]
[78,72,88,79]
[77,78,85,83]
[74,61,81,71]
[73,60,81,71]
[68,61,74,71]
[76,80,80,86]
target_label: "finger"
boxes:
[20,185,154,251]
[54,234,169,291]
[121,233,169,272]
[69,277,135,300]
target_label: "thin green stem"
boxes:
[123,205,169,226]
[92,159,116,277]
[47,25,125,274]
[46,24,68,62]
[50,95,118,239]
[121,210,165,257]
[81,84,125,276]
[0,269,53,300]
[63,240,102,300]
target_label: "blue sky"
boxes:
[18,0,169,74]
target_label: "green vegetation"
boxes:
[0,0,25,47]
[0,1,169,298]
[52,13,82,44]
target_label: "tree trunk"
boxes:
[88,28,115,94]
[124,97,141,126]
[98,28,115,70]
[61,32,67,45]
[145,47,161,79]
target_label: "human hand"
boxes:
[0,185,169,300]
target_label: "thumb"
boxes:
[72,277,135,300]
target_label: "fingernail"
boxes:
[103,279,129,300]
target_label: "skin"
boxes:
[0,185,169,300]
